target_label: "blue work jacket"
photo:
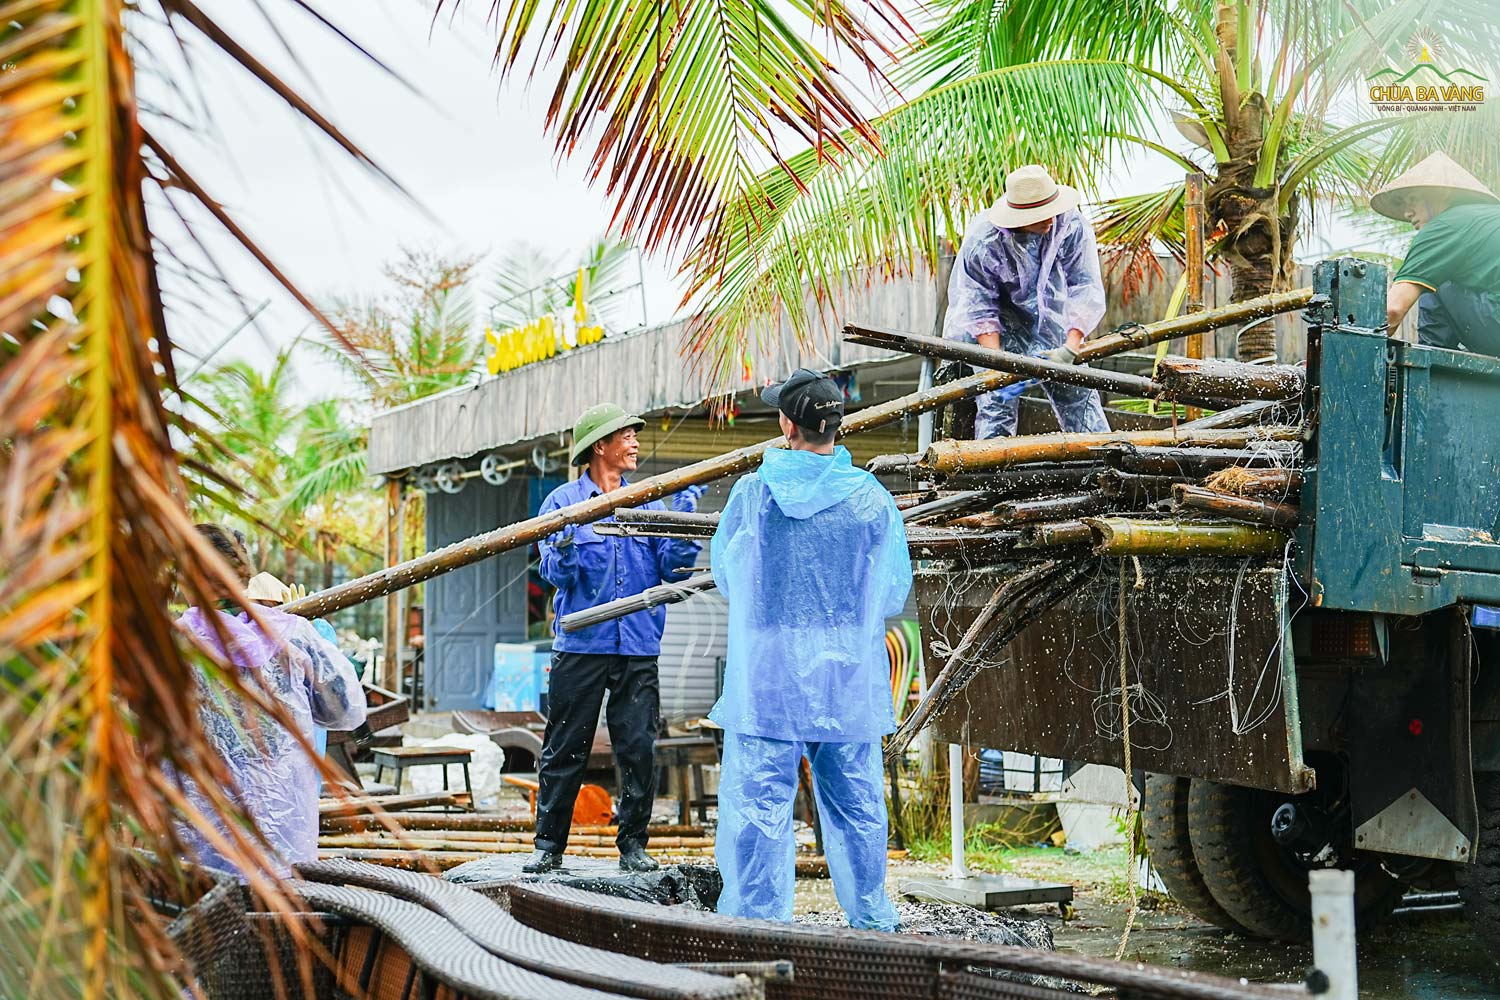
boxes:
[539,471,702,655]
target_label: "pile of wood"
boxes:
[844,329,1307,756]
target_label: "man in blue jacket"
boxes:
[525,403,704,874]
[709,369,912,930]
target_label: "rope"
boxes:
[1114,558,1141,962]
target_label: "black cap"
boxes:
[761,368,844,433]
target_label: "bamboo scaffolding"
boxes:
[846,325,1229,409]
[280,289,1318,617]
[1084,518,1288,556]
[1202,466,1303,496]
[1156,357,1306,402]
[921,426,1300,475]
[1172,484,1301,529]
[1017,520,1094,549]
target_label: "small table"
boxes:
[372,746,475,809]
[654,736,719,825]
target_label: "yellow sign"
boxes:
[485,269,608,376]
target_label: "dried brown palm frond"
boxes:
[1,2,404,996]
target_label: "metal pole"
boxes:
[382,479,404,693]
[949,742,967,878]
[1309,869,1357,1000]
[636,247,649,330]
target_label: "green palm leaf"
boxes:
[461,0,910,254]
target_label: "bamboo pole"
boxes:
[1091,443,1300,477]
[1177,399,1286,430]
[1172,484,1301,529]
[942,462,1103,495]
[1156,357,1305,402]
[559,574,717,633]
[921,426,1300,475]
[1202,466,1303,496]
[381,479,403,692]
[1095,470,1195,504]
[1185,171,1207,420]
[1017,520,1094,548]
[1084,518,1288,556]
[321,813,705,836]
[318,791,470,817]
[281,289,1319,617]
[318,833,717,851]
[994,492,1111,525]
[848,326,1244,410]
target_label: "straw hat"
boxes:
[1370,151,1498,221]
[245,572,305,605]
[987,165,1082,229]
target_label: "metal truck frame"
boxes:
[916,258,1500,942]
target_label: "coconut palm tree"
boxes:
[0,2,402,996]
[479,0,1498,370]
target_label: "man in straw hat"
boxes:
[944,164,1109,439]
[526,402,705,874]
[1373,151,1500,355]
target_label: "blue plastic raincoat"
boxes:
[943,208,1109,437]
[708,446,910,931]
[539,471,702,655]
[708,447,912,741]
[176,607,366,877]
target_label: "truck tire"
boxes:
[1458,772,1500,951]
[1142,773,1247,933]
[1187,778,1404,941]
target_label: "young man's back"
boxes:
[708,369,912,931]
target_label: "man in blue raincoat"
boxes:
[710,369,912,930]
[944,164,1109,438]
[525,402,705,874]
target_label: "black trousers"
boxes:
[534,652,659,853]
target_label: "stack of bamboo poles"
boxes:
[315,810,906,875]
[840,326,1309,756]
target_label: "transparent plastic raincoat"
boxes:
[943,209,1109,437]
[708,446,912,742]
[177,607,366,877]
[708,446,910,930]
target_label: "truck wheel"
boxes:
[1458,772,1500,949]
[1187,778,1404,941]
[1142,773,1247,933]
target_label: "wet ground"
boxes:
[793,847,1500,998]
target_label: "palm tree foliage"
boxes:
[456,0,912,255]
[504,0,1496,371]
[0,1,401,996]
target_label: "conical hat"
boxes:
[1370,151,1498,220]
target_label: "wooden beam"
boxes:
[381,478,403,693]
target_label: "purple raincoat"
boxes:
[943,208,1109,437]
[176,607,365,877]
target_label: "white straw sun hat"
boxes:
[1370,151,1497,221]
[986,165,1082,229]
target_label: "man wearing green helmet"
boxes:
[524,402,705,874]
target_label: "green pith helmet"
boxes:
[570,402,645,465]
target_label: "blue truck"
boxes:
[916,258,1500,943]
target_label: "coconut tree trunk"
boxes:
[1206,0,1297,362]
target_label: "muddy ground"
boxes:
[792,847,1498,998]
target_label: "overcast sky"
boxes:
[140,0,1388,393]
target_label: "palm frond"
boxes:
[681,58,1166,390]
[2,2,410,994]
[461,0,911,255]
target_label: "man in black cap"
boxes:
[707,368,911,930]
